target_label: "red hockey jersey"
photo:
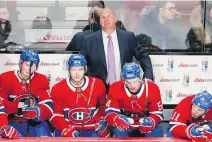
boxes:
[0,98,8,129]
[105,79,163,128]
[169,95,212,138]
[0,71,53,123]
[50,76,106,132]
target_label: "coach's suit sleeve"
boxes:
[130,32,153,80]
[66,33,82,51]
[80,36,89,63]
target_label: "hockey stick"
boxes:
[26,61,33,136]
[143,78,148,119]
[75,124,95,130]
[80,78,96,136]
[196,120,212,132]
[200,120,212,126]
[128,78,148,128]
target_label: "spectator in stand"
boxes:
[0,1,25,48]
[186,1,212,52]
[134,1,186,50]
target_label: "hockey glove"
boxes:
[113,115,131,132]
[201,124,212,142]
[186,123,207,142]
[22,106,42,121]
[0,126,20,139]
[62,125,79,137]
[139,117,155,133]
[95,119,110,137]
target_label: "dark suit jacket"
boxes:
[66,31,92,51]
[80,28,153,84]
[66,24,101,51]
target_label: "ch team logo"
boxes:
[67,108,91,124]
[10,94,38,103]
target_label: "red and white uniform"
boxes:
[50,76,106,132]
[169,95,212,138]
[105,80,163,127]
[0,71,53,122]
[0,98,8,129]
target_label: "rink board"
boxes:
[0,137,191,142]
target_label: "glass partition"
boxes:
[1,0,212,53]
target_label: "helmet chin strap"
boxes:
[18,62,37,81]
[18,70,29,81]
[126,79,143,94]
[69,77,85,88]
[18,69,33,81]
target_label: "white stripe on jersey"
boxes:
[105,107,120,113]
[39,99,53,105]
[49,113,64,122]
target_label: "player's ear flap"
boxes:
[84,66,87,73]
[19,60,23,65]
[36,65,39,70]
[19,60,23,68]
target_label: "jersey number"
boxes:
[157,102,163,111]
[106,100,111,108]
[171,112,180,121]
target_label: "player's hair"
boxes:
[68,66,87,73]
[90,7,101,23]
[19,61,39,71]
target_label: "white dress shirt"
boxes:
[102,30,121,83]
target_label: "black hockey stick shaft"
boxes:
[81,78,95,136]
[143,78,148,119]
[200,120,212,126]
[26,61,33,136]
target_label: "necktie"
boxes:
[107,35,116,85]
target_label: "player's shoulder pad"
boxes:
[34,72,47,78]
[0,71,15,83]
[89,76,104,84]
[34,72,49,82]
[109,80,124,90]
[145,79,159,88]
[50,79,67,99]
[146,79,156,84]
[51,78,67,91]
[0,71,14,77]
[177,95,195,108]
